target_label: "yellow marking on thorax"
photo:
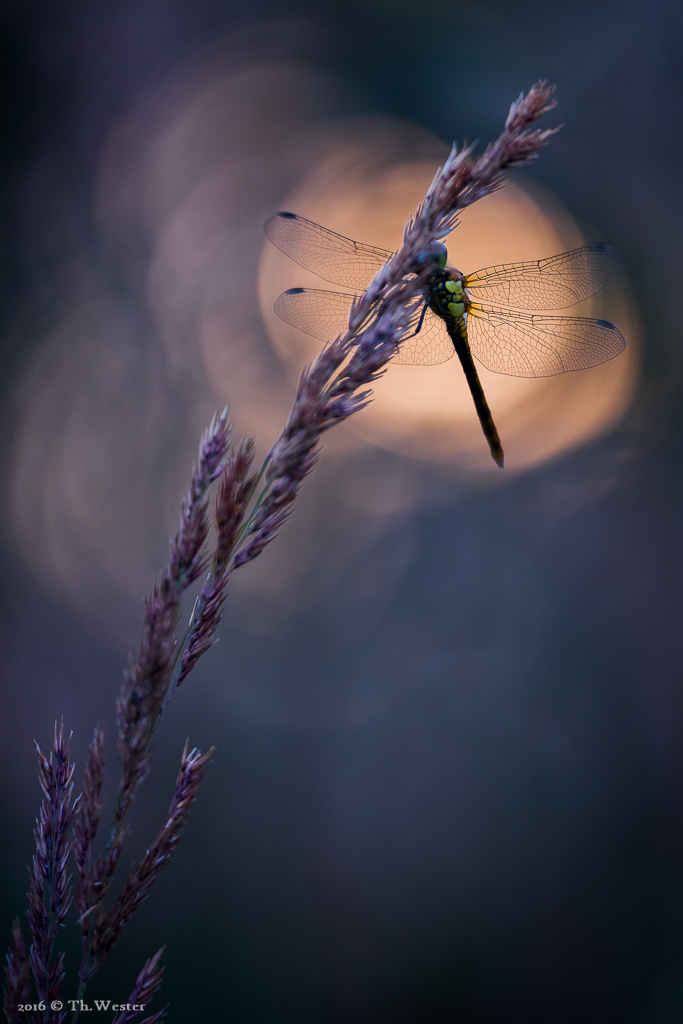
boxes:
[444,277,466,317]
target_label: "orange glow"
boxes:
[260,151,639,472]
[6,45,640,634]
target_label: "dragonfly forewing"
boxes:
[464,244,621,310]
[264,212,395,290]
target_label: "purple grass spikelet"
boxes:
[27,721,79,1023]
[214,438,258,574]
[3,920,33,1024]
[173,437,258,687]
[114,408,231,826]
[73,726,105,943]
[110,947,167,1024]
[71,412,231,990]
[90,744,214,964]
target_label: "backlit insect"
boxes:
[264,212,625,467]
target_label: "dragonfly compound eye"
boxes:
[413,241,448,271]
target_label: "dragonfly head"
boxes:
[413,241,448,273]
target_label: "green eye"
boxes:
[430,242,448,268]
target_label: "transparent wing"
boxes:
[265,212,394,289]
[468,303,626,377]
[274,288,355,340]
[464,244,621,310]
[392,308,454,366]
[273,289,454,366]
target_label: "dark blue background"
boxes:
[1,1,683,1021]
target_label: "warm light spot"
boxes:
[260,152,639,472]
[6,40,641,643]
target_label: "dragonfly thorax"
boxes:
[427,268,470,325]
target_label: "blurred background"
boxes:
[1,0,682,1020]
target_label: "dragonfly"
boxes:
[264,211,625,467]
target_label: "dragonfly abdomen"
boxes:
[445,323,505,468]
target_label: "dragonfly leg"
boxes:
[405,299,429,339]
[447,326,504,468]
